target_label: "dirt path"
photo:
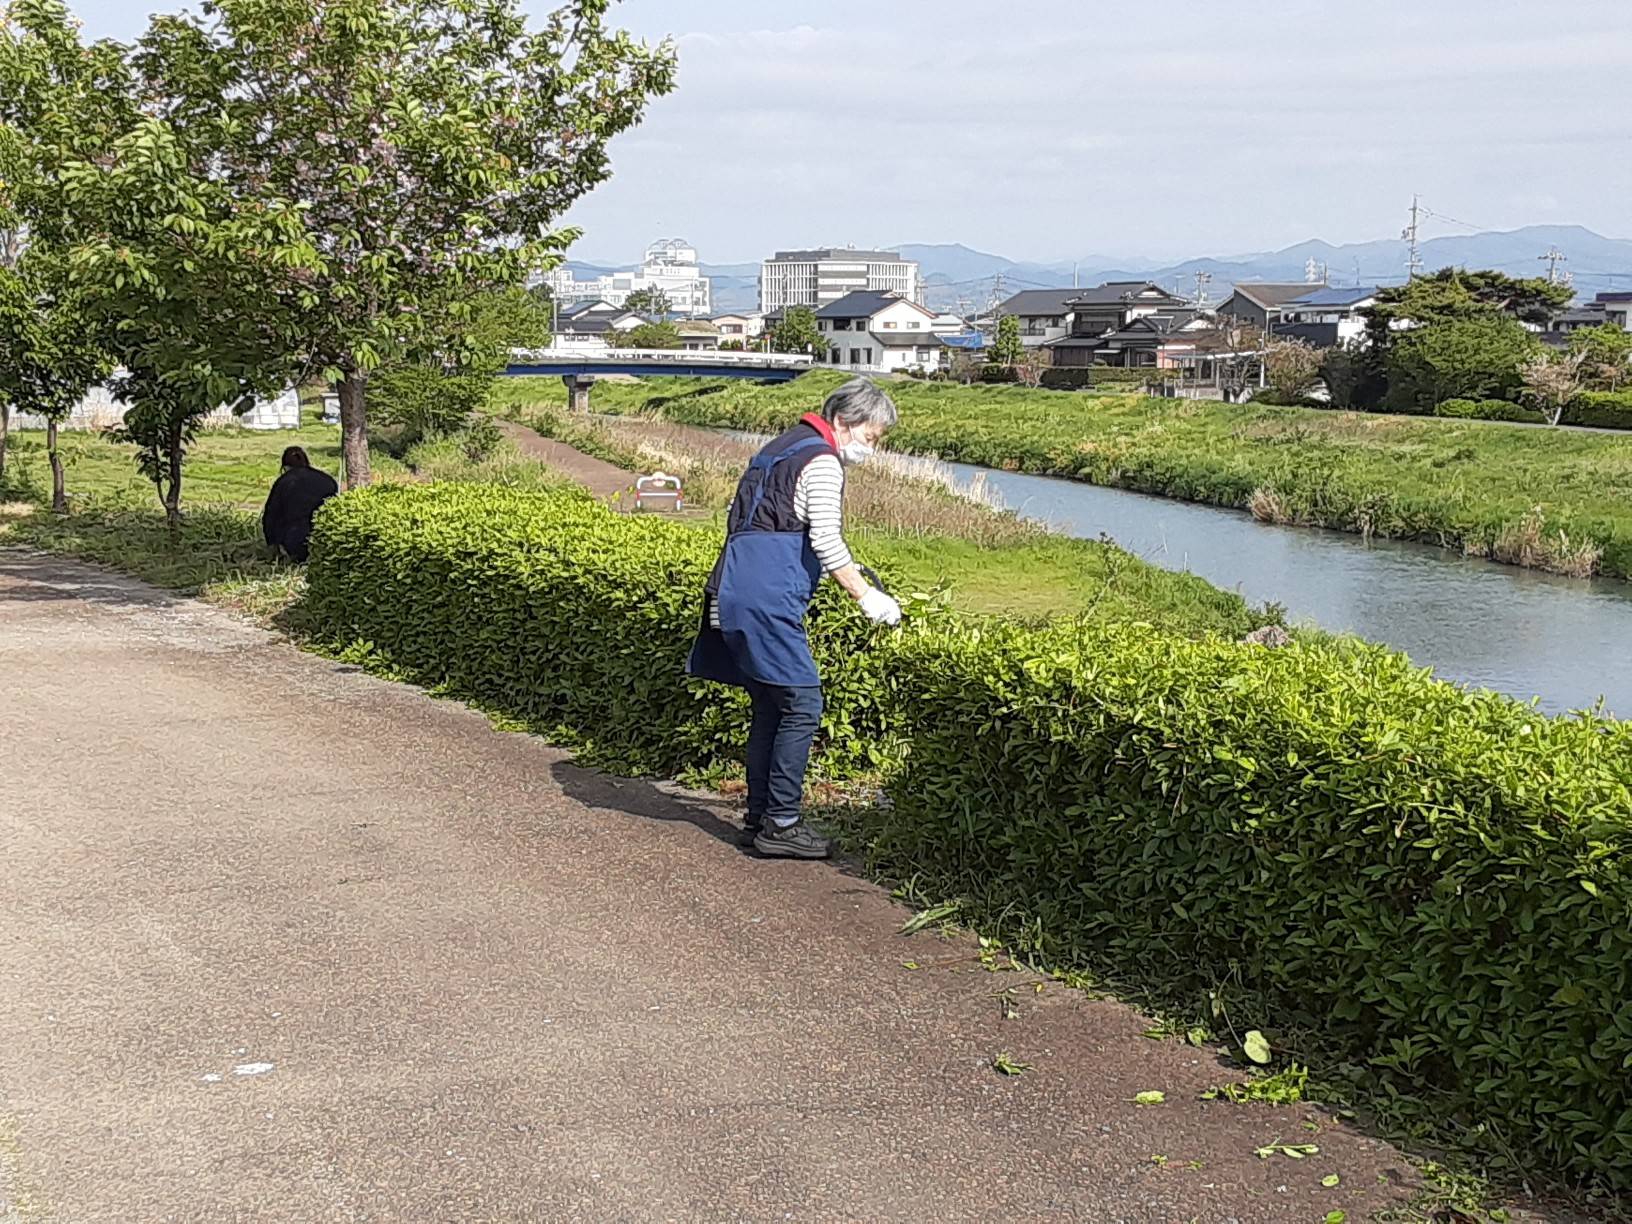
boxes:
[496,417,635,502]
[0,550,1443,1221]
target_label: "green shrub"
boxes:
[370,362,493,444]
[1038,367,1093,391]
[876,618,1632,1188]
[1564,391,1632,431]
[305,482,898,778]
[306,481,1632,1190]
[1434,397,1544,423]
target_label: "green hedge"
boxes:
[1566,391,1632,430]
[303,482,898,778]
[307,482,1632,1190]
[1435,397,1545,423]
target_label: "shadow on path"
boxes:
[0,548,186,611]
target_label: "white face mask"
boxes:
[840,439,874,466]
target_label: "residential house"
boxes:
[992,289,1078,347]
[1045,281,1194,368]
[675,319,721,351]
[709,312,762,346]
[1275,285,1379,347]
[814,291,956,373]
[552,300,646,351]
[1548,291,1632,335]
[1216,282,1322,331]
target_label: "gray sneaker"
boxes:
[739,815,764,848]
[753,821,831,860]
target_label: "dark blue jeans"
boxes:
[744,680,823,829]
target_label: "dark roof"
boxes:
[1230,283,1321,309]
[1288,285,1378,308]
[1594,292,1632,303]
[1554,305,1608,324]
[994,289,1078,317]
[1066,281,1186,307]
[815,290,930,320]
[771,248,905,263]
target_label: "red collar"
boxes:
[801,412,837,449]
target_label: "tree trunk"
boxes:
[338,369,371,489]
[47,417,67,514]
[164,419,184,530]
[0,402,10,489]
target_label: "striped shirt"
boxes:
[709,454,850,628]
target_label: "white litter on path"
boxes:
[232,1062,275,1077]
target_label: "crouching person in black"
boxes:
[261,446,338,562]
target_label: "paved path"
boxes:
[0,551,1425,1222]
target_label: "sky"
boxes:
[66,0,1632,267]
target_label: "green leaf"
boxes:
[1243,1030,1272,1064]
[1133,1090,1165,1105]
[992,1053,1030,1077]
[1553,984,1586,1006]
[1321,1173,1340,1187]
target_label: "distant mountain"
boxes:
[570,226,1632,316]
[893,226,1632,312]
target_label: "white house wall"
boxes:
[14,384,302,431]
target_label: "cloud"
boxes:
[64,0,1632,263]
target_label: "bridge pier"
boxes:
[562,374,596,413]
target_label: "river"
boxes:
[942,462,1632,717]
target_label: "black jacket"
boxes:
[262,466,339,561]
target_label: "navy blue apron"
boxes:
[687,435,831,689]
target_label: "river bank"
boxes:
[490,373,1632,580]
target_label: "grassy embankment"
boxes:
[0,408,1270,638]
[0,414,560,615]
[491,395,1280,637]
[490,372,1632,580]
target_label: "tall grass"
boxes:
[578,415,1043,548]
[491,373,1632,581]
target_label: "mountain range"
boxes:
[571,225,1632,316]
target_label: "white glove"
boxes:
[858,586,902,626]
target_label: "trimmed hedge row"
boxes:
[307,482,1632,1189]
[1568,390,1632,430]
[1435,398,1545,423]
[1429,393,1632,429]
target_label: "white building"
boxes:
[814,291,960,374]
[709,312,763,346]
[14,382,302,431]
[538,238,712,316]
[760,248,920,314]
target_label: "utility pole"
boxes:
[1402,194,1423,280]
[1539,246,1567,284]
[987,270,1007,314]
[1192,270,1212,307]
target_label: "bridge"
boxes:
[503,347,814,410]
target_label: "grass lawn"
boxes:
[490,372,1632,579]
[0,412,357,511]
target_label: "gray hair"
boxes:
[820,377,898,431]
